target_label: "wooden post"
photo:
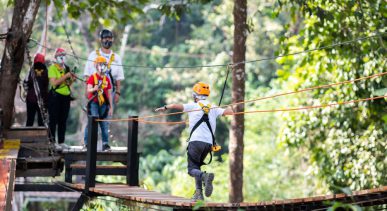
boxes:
[64,160,73,183]
[127,115,139,186]
[85,116,98,191]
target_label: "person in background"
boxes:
[83,29,124,149]
[155,82,233,201]
[84,29,124,107]
[47,48,74,150]
[83,56,113,151]
[25,53,49,126]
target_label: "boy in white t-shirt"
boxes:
[155,82,233,201]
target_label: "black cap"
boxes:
[100,29,113,39]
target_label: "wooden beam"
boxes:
[85,116,98,192]
[127,116,139,186]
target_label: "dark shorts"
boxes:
[187,141,212,171]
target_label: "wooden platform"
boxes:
[66,183,387,210]
[3,127,65,177]
[62,147,130,183]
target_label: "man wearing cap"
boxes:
[84,29,124,106]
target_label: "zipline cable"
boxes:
[232,95,386,116]
[218,64,231,106]
[27,31,386,70]
[220,71,387,109]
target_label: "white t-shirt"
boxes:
[183,100,225,144]
[84,49,124,82]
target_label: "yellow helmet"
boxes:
[193,82,210,96]
[94,56,107,64]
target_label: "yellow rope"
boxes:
[97,72,387,123]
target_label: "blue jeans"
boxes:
[84,102,109,145]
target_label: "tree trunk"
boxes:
[229,0,247,203]
[77,15,93,52]
[0,0,41,129]
[36,2,53,55]
[119,24,132,59]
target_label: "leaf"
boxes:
[7,0,14,7]
[79,2,88,10]
[373,88,387,96]
[193,200,205,210]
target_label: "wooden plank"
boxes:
[18,156,61,163]
[4,129,47,139]
[62,146,127,153]
[16,169,61,177]
[63,183,387,209]
[0,149,18,159]
[70,164,126,169]
[62,152,127,162]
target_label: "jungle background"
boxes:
[0,0,386,210]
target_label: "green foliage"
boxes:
[82,197,132,211]
[193,200,205,210]
[9,0,387,207]
[278,0,387,191]
[327,202,362,211]
[52,0,148,30]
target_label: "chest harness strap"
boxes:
[187,102,221,165]
[96,50,116,91]
[92,73,108,106]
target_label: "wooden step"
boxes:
[69,164,127,175]
[4,127,48,142]
[4,128,51,158]
[16,169,61,177]
[71,164,126,169]
[63,149,128,162]
[16,156,63,177]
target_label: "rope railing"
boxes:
[110,95,386,125]
[96,71,387,123]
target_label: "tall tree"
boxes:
[0,0,41,129]
[229,0,247,203]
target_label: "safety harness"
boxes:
[187,102,221,165]
[92,73,108,106]
[50,64,72,93]
[96,50,116,91]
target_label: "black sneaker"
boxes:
[81,144,87,151]
[191,189,204,201]
[102,144,111,151]
[202,172,214,197]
